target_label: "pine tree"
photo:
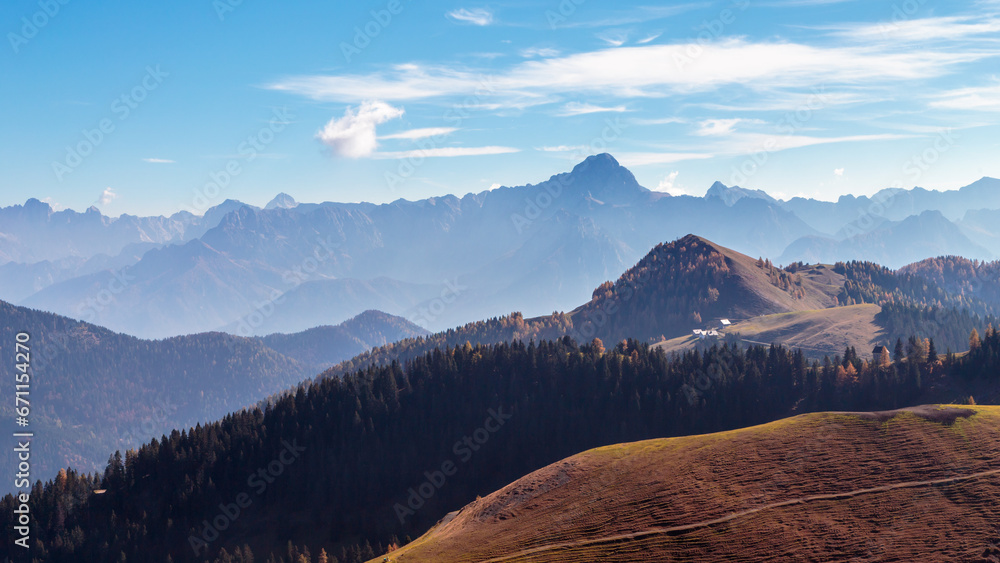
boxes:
[970,328,981,352]
[894,338,905,362]
[927,338,938,364]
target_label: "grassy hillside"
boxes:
[382,405,1000,562]
[654,304,883,358]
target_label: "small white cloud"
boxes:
[371,146,520,159]
[447,8,494,26]
[636,33,661,44]
[654,170,688,195]
[617,152,715,166]
[99,187,117,206]
[317,100,405,158]
[520,46,560,58]
[40,197,63,211]
[489,183,502,190]
[381,127,458,140]
[694,118,760,136]
[596,30,628,47]
[557,102,628,116]
[834,167,845,176]
[535,145,589,152]
[142,158,175,163]
[631,117,686,125]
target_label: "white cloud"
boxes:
[520,47,560,58]
[636,33,662,44]
[617,152,715,166]
[317,100,405,158]
[596,30,629,47]
[269,40,982,104]
[715,132,913,155]
[447,8,494,26]
[631,117,686,125]
[371,146,520,159]
[834,167,844,176]
[381,127,458,140]
[557,102,628,116]
[823,16,1000,43]
[758,0,860,6]
[142,158,174,163]
[40,197,63,211]
[99,187,117,206]
[489,183,503,190]
[535,145,589,152]
[654,170,688,195]
[553,5,702,28]
[694,118,762,136]
[619,132,911,167]
[930,84,1000,112]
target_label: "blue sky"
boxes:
[2,0,999,216]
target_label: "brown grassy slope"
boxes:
[698,239,843,314]
[654,303,882,359]
[375,405,1000,563]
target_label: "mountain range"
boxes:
[3,154,999,339]
[0,303,426,480]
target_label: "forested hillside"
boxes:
[5,328,999,562]
[0,300,314,480]
[258,310,429,367]
[898,256,1000,308]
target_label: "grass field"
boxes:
[653,303,883,359]
[373,405,1000,562]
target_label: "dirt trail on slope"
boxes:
[479,466,1000,562]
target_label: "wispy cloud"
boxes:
[520,46,560,58]
[142,157,175,163]
[557,102,628,116]
[757,0,858,6]
[316,100,404,158]
[552,4,704,28]
[617,152,714,166]
[636,33,661,44]
[631,117,686,125]
[694,118,763,136]
[535,145,589,152]
[834,167,845,176]
[620,132,913,167]
[269,40,985,104]
[930,84,1000,112]
[371,146,520,159]
[713,132,914,155]
[596,30,629,47]
[821,16,1000,43]
[381,127,457,140]
[447,8,494,26]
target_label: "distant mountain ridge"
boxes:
[3,156,998,338]
[0,300,425,479]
